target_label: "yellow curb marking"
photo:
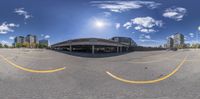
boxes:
[0,54,66,73]
[106,55,187,84]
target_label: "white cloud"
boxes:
[91,1,161,13]
[103,12,111,17]
[135,26,156,33]
[170,35,175,39]
[132,17,163,28]
[139,34,162,44]
[44,35,50,39]
[145,35,151,39]
[184,36,188,40]
[0,22,19,34]
[140,28,156,33]
[14,8,32,19]
[0,40,11,46]
[189,33,194,38]
[139,34,151,40]
[41,34,50,39]
[198,26,200,31]
[41,34,44,37]
[163,7,187,21]
[124,16,163,33]
[123,22,132,29]
[134,26,142,30]
[139,39,158,42]
[115,23,120,29]
[9,36,15,40]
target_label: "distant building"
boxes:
[173,33,184,48]
[111,37,137,47]
[166,33,185,48]
[167,37,174,48]
[14,34,38,48]
[163,44,168,48]
[26,34,37,44]
[14,36,25,45]
[185,43,191,48]
[39,39,49,47]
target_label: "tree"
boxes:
[30,43,36,48]
[38,43,48,48]
[22,42,30,48]
[0,43,3,48]
[4,44,9,48]
[36,43,39,48]
[16,43,22,48]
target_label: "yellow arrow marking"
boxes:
[106,55,187,84]
[0,54,66,73]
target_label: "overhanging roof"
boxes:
[51,38,127,47]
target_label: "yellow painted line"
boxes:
[106,55,187,84]
[0,54,66,73]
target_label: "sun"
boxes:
[95,20,105,28]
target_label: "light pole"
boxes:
[196,32,198,50]
[198,32,199,44]
[196,31,199,50]
[197,26,200,50]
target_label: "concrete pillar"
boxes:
[126,47,129,51]
[117,47,119,53]
[69,45,72,52]
[120,47,122,53]
[92,45,95,54]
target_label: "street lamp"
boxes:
[196,26,200,50]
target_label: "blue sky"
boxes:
[0,0,200,46]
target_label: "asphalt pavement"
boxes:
[0,48,199,99]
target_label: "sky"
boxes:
[0,0,200,46]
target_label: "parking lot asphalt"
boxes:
[0,49,199,99]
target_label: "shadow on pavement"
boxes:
[51,50,131,58]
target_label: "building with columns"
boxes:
[51,37,136,54]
